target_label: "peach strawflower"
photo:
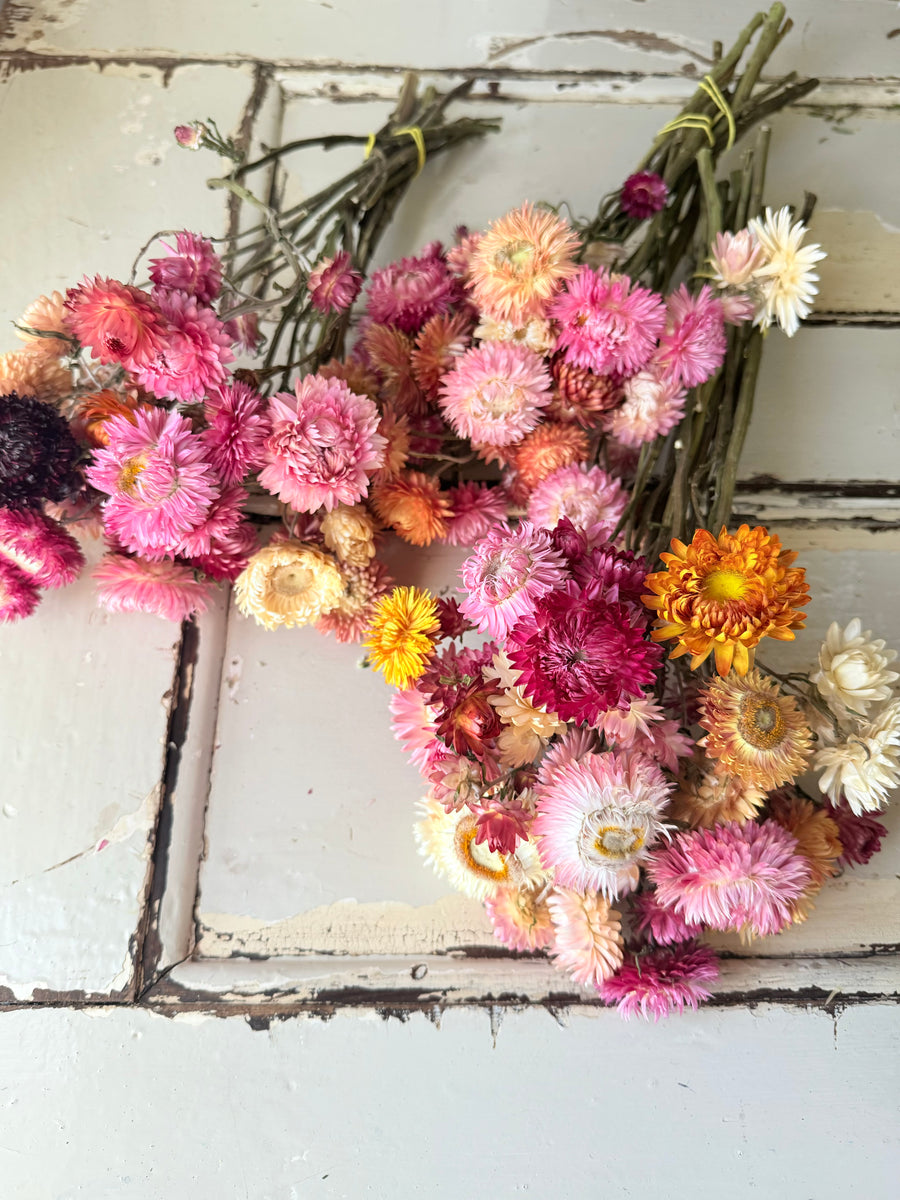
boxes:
[234,540,344,630]
[315,558,393,644]
[768,790,842,923]
[474,315,556,357]
[372,404,410,484]
[546,357,622,427]
[78,389,154,447]
[468,202,582,323]
[15,292,72,357]
[511,422,591,494]
[438,341,551,447]
[65,275,165,366]
[362,323,425,415]
[485,884,555,953]
[364,585,440,688]
[0,349,73,403]
[371,471,451,546]
[411,311,472,396]
[699,669,813,790]
[317,357,380,400]
[320,504,377,567]
[668,750,767,828]
[643,524,809,676]
[547,888,624,989]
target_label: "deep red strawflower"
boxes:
[435,677,504,759]
[824,798,889,868]
[435,596,475,641]
[620,172,669,220]
[472,796,532,855]
[549,516,588,569]
[421,642,498,711]
[507,581,662,725]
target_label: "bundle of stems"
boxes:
[205,75,499,388]
[578,2,817,563]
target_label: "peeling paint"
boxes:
[485,27,712,67]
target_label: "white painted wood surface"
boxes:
[1,2,899,1193]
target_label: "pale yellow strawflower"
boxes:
[0,348,74,402]
[234,540,344,630]
[474,315,556,356]
[319,504,377,568]
[485,650,566,767]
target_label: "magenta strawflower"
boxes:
[93,553,212,620]
[148,231,223,305]
[620,172,669,220]
[201,381,271,485]
[0,558,40,622]
[133,289,233,402]
[441,483,509,547]
[65,276,166,366]
[0,507,84,588]
[365,248,457,334]
[458,522,567,639]
[602,368,687,447]
[308,251,363,314]
[507,581,662,726]
[533,750,671,897]
[824,798,888,868]
[550,267,666,376]
[647,820,813,937]
[632,889,697,945]
[571,542,649,607]
[527,463,627,542]
[187,519,258,583]
[599,943,719,1020]
[176,485,247,558]
[655,284,727,388]
[86,408,218,559]
[259,374,386,513]
[438,342,551,447]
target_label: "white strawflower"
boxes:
[814,699,900,814]
[749,205,826,337]
[811,618,898,719]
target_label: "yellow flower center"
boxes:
[118,455,146,495]
[593,825,645,860]
[271,563,313,597]
[738,695,787,750]
[457,820,509,883]
[496,240,535,273]
[703,569,750,603]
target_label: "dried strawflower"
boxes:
[234,540,344,630]
[0,392,80,510]
[364,585,440,688]
[547,888,624,988]
[371,471,450,546]
[438,341,551,447]
[307,251,363,314]
[599,943,718,1021]
[620,172,669,220]
[93,553,211,621]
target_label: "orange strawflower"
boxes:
[643,524,809,675]
[768,790,843,923]
[372,403,410,484]
[78,389,154,446]
[362,323,424,415]
[411,311,471,397]
[0,347,73,402]
[698,669,813,790]
[364,585,440,687]
[372,471,451,546]
[512,422,590,494]
[318,357,380,400]
[469,202,581,323]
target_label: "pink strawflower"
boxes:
[458,522,567,639]
[630,718,694,773]
[0,558,40,622]
[93,552,212,620]
[225,311,263,354]
[550,267,666,376]
[365,249,457,334]
[315,558,394,644]
[647,820,813,938]
[599,943,719,1020]
[176,485,246,558]
[473,792,534,855]
[485,885,555,953]
[571,542,649,608]
[534,750,671,896]
[65,276,165,366]
[188,518,258,582]
[438,342,551,447]
[148,231,223,305]
[710,229,765,288]
[655,285,727,388]
[201,381,271,485]
[133,290,233,402]
[527,464,627,543]
[596,697,667,745]
[507,581,662,726]
[720,293,757,325]
[389,685,441,773]
[620,172,669,220]
[602,368,687,447]
[446,228,482,280]
[86,408,218,559]
[632,889,697,945]
[174,123,204,150]
[536,727,599,788]
[308,251,363,314]
[0,507,84,588]
[258,374,386,513]
[547,888,624,988]
[824,798,889,868]
[428,751,499,812]
[441,482,509,547]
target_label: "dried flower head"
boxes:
[371,471,450,546]
[364,585,440,688]
[0,392,80,510]
[235,540,344,630]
